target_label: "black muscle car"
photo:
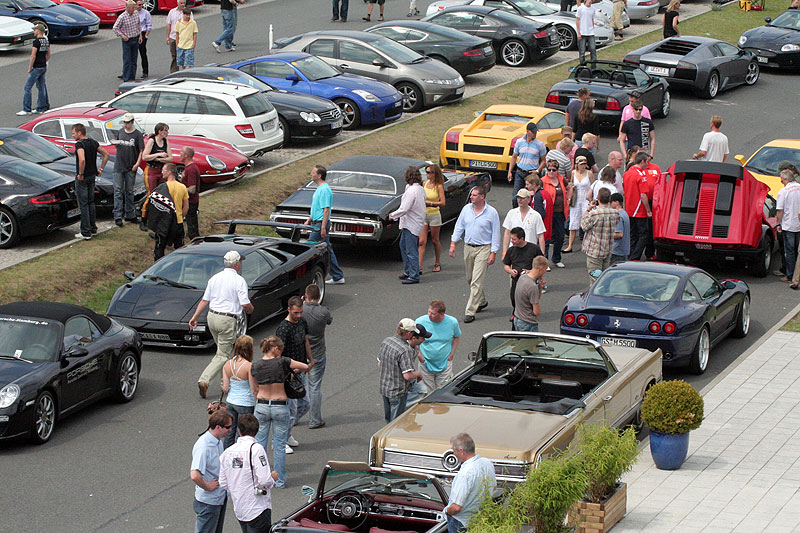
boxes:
[739,10,800,70]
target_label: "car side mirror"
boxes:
[124,270,136,281]
[472,111,481,118]
[301,485,315,503]
[372,58,387,67]
[467,351,477,362]
[765,16,772,23]
[285,74,300,82]
[721,280,736,290]
[65,345,89,358]
[734,154,746,165]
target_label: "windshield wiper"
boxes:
[143,275,196,289]
[0,353,33,363]
[410,57,427,64]
[745,165,769,175]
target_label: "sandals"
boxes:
[433,264,441,272]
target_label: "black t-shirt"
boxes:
[575,116,600,141]
[75,138,100,177]
[621,118,656,153]
[276,318,308,363]
[251,356,291,385]
[575,147,596,170]
[503,242,544,274]
[663,11,679,38]
[113,128,144,173]
[32,37,49,69]
[220,0,235,10]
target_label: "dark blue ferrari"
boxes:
[560,262,750,375]
[0,0,99,40]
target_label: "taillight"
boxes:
[445,131,460,144]
[648,321,661,334]
[235,124,255,138]
[510,136,522,150]
[564,312,576,325]
[674,60,697,80]
[606,97,621,111]
[463,48,483,56]
[546,92,560,104]
[638,0,658,5]
[663,322,676,334]
[534,30,549,38]
[576,314,589,327]
[29,193,58,204]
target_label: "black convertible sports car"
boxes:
[623,36,760,99]
[544,60,671,128]
[739,10,800,70]
[106,221,330,348]
[0,302,143,444]
[269,156,492,245]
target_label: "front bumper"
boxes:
[743,47,800,70]
[288,120,343,141]
[0,401,35,441]
[110,317,215,348]
[269,212,396,244]
[360,94,404,126]
[48,22,100,40]
[200,162,251,184]
[559,326,695,365]
[0,33,34,51]
[422,83,465,108]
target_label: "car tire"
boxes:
[396,82,423,113]
[751,234,772,278]
[700,71,719,99]
[0,206,20,249]
[30,18,49,38]
[633,380,657,432]
[114,352,140,403]
[428,54,450,66]
[556,25,577,51]
[279,116,291,145]
[311,265,326,304]
[333,98,361,129]
[656,88,671,118]
[30,391,56,444]
[688,326,710,375]
[500,39,528,67]
[731,294,750,339]
[745,61,760,86]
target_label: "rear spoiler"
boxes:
[673,160,744,179]
[213,220,314,242]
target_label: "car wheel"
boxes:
[751,234,772,277]
[731,294,750,338]
[701,71,719,99]
[236,313,248,338]
[688,326,710,375]
[657,88,671,118]
[556,25,577,51]
[633,380,657,432]
[279,116,291,145]
[0,206,20,249]
[30,391,56,444]
[141,0,156,12]
[114,352,140,402]
[30,18,49,38]
[333,98,360,129]
[500,39,528,67]
[312,265,326,304]
[396,82,423,113]
[745,61,760,86]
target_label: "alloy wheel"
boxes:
[35,393,55,442]
[697,328,710,372]
[501,41,527,66]
[118,354,139,400]
[0,210,15,246]
[556,26,575,51]
[336,101,357,128]
[746,62,759,85]
[741,297,750,336]
[313,267,326,303]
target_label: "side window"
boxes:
[32,120,63,139]
[239,252,271,285]
[339,41,382,64]
[307,39,336,58]
[253,60,295,79]
[405,29,427,42]
[486,0,513,11]
[202,97,235,116]
[237,63,255,75]
[764,195,777,218]
[63,119,104,143]
[718,42,739,56]
[631,68,650,87]
[431,12,480,28]
[371,27,410,41]
[111,91,154,113]
[689,273,720,300]
[709,44,725,57]
[478,15,498,27]
[543,112,566,130]
[153,92,189,114]
[63,316,93,346]
[185,94,203,115]
[682,281,701,302]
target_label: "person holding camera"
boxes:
[219,414,279,533]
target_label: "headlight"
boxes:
[0,384,20,409]
[781,43,800,52]
[205,155,226,171]
[738,35,747,46]
[299,112,321,122]
[596,19,607,27]
[423,78,448,85]
[353,89,380,102]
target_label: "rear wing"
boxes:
[213,220,314,242]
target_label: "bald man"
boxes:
[600,151,625,195]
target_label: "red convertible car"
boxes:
[653,160,778,277]
[19,107,250,185]
[53,0,125,24]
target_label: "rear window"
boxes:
[0,159,65,183]
[592,270,680,302]
[324,171,397,194]
[237,92,274,117]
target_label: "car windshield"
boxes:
[0,159,65,182]
[508,0,557,16]
[484,334,610,368]
[483,113,534,124]
[368,37,424,63]
[745,146,800,176]
[104,115,146,136]
[0,132,68,164]
[16,0,56,8]
[291,56,340,81]
[769,10,800,30]
[592,270,680,302]
[320,171,397,194]
[139,253,224,289]
[323,469,443,502]
[0,316,61,362]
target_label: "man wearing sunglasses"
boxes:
[191,410,233,533]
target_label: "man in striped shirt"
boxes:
[113,1,142,82]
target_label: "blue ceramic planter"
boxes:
[649,430,690,470]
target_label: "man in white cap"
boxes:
[377,318,423,423]
[190,250,254,398]
[110,112,145,226]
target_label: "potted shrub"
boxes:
[641,379,704,470]
[568,424,639,533]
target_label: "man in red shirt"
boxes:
[623,152,651,261]
[641,151,661,259]
[181,146,201,240]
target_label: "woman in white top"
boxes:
[587,166,618,202]
[565,155,594,253]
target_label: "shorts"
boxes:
[425,212,442,227]
[367,0,385,4]
[176,47,195,67]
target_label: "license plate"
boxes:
[455,86,464,95]
[601,337,636,348]
[67,207,80,218]
[23,39,33,46]
[757,56,768,63]
[261,120,272,132]
[695,243,712,250]
[331,119,343,129]
[88,24,99,32]
[645,65,670,76]
[470,160,497,169]
[483,45,493,54]
[141,332,171,341]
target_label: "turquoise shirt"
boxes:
[415,314,461,373]
[310,182,333,222]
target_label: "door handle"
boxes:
[340,63,349,69]
[603,395,613,402]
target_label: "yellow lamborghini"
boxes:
[735,139,800,197]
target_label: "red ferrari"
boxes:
[19,106,250,185]
[53,0,125,24]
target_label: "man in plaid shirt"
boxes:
[580,188,620,280]
[377,318,423,423]
[113,0,142,82]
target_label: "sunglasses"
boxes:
[426,169,434,174]
[547,168,558,172]
[223,424,233,429]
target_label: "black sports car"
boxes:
[544,60,671,128]
[269,156,492,245]
[366,20,496,77]
[106,221,330,348]
[0,154,80,249]
[421,5,560,66]
[114,67,344,145]
[623,36,760,99]
[0,128,146,214]
[739,10,800,70]
[0,302,143,444]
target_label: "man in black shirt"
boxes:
[17,24,50,116]
[619,104,656,158]
[502,227,543,313]
[72,123,109,240]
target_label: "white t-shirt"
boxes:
[589,180,618,201]
[202,267,251,315]
[600,164,624,195]
[577,5,597,35]
[503,207,546,245]
[777,182,800,232]
[698,131,729,162]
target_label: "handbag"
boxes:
[568,172,578,208]
[284,369,306,399]
[207,391,226,415]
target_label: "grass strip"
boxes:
[0,2,781,312]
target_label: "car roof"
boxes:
[258,51,310,62]
[35,106,125,119]
[132,78,260,96]
[329,155,426,178]
[0,301,111,330]
[370,19,458,31]
[298,29,385,41]
[763,139,800,149]
[604,261,699,277]
[438,4,497,13]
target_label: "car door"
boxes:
[473,13,503,43]
[150,92,201,136]
[591,371,633,428]
[249,60,312,94]
[688,272,735,342]
[336,40,395,83]
[107,90,157,130]
[240,250,287,325]
[58,118,106,155]
[714,41,745,85]
[60,316,106,410]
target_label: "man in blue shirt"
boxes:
[445,433,496,533]
[415,300,461,392]
[507,122,546,208]
[449,186,502,323]
[305,164,345,284]
[610,192,630,265]
[191,410,233,533]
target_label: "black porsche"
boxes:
[0,302,143,444]
[106,221,330,348]
[739,10,800,70]
[269,156,492,245]
[623,36,760,99]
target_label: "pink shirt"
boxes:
[218,436,275,522]
[620,104,652,123]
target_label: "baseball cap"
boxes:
[33,23,46,32]
[223,250,244,264]
[575,155,588,165]
[411,323,432,339]
[398,318,419,334]
[122,112,135,122]
[516,188,532,199]
[629,90,642,99]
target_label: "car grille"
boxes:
[695,189,716,236]
[384,450,445,472]
[386,105,402,118]
[383,450,530,479]
[654,39,700,56]
[463,144,504,155]
[319,108,342,120]
[677,221,694,235]
[712,225,729,239]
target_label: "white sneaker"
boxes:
[211,41,221,53]
[287,436,299,447]
[555,262,565,268]
[74,233,91,240]
[325,277,345,285]
[285,444,294,454]
[546,266,551,272]
[16,110,30,116]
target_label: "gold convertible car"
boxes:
[439,105,566,174]
[369,332,662,483]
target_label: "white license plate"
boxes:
[757,56,768,63]
[455,86,464,95]
[645,65,670,76]
[141,332,171,341]
[470,160,497,169]
[483,45,493,54]
[695,243,712,250]
[23,39,33,46]
[601,337,637,348]
[261,120,272,132]
[331,119,343,129]
[67,207,80,218]
[88,24,99,32]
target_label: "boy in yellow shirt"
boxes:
[174,8,197,70]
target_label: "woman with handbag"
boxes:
[221,335,256,449]
[249,336,308,489]
[564,155,594,253]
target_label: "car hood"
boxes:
[108,282,204,323]
[277,187,397,215]
[743,25,800,49]
[319,73,399,98]
[36,3,100,24]
[462,121,524,141]
[0,15,33,35]
[0,359,48,387]
[265,90,339,113]
[399,57,461,80]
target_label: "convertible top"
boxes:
[0,302,112,332]
[329,155,426,179]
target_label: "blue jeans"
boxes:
[223,402,254,449]
[577,34,597,65]
[399,228,420,281]
[545,211,566,264]
[307,354,326,427]
[406,380,427,406]
[447,515,466,533]
[512,168,534,208]
[288,373,309,430]
[254,402,290,487]
[121,38,139,82]
[22,66,48,113]
[383,394,408,424]
[332,0,348,19]
[513,317,539,332]
[75,176,97,237]
[193,497,226,533]
[113,170,137,221]
[785,231,800,279]
[215,8,235,49]
[310,221,344,281]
